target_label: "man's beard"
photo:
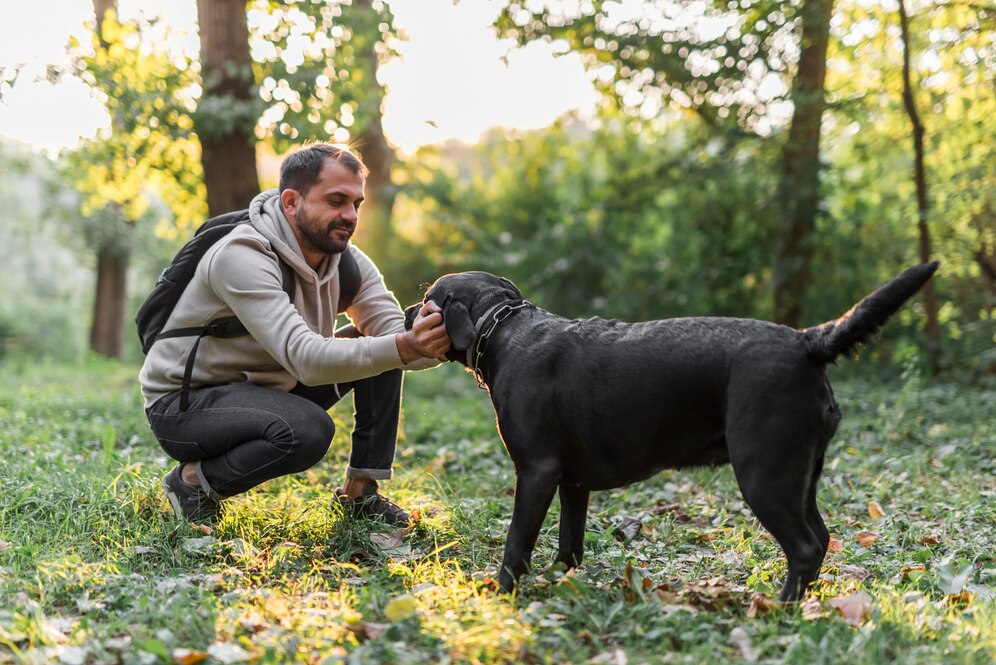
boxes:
[296,202,354,255]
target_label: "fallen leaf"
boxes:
[839,564,871,581]
[238,613,267,634]
[800,596,825,621]
[827,536,844,552]
[856,531,880,547]
[745,593,780,618]
[191,523,213,536]
[829,590,874,627]
[370,528,408,549]
[181,536,216,554]
[613,518,642,542]
[919,534,942,546]
[900,563,927,582]
[384,594,417,621]
[206,642,252,664]
[345,621,388,641]
[0,541,11,552]
[172,648,209,665]
[868,501,886,521]
[729,626,759,662]
[946,590,975,607]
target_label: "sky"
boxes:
[0,0,598,155]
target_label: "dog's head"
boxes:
[404,271,523,363]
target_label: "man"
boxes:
[139,143,450,526]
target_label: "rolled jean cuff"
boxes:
[345,466,393,481]
[193,460,227,501]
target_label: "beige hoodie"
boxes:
[139,189,434,408]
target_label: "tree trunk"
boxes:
[898,0,942,374]
[196,0,260,216]
[87,0,128,360]
[351,0,397,264]
[772,0,834,327]
[89,244,128,359]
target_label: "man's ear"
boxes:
[443,301,476,352]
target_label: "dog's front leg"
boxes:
[498,466,559,593]
[553,483,589,570]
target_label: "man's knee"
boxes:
[266,400,336,470]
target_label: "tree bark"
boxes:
[898,0,942,374]
[196,0,260,216]
[89,245,128,359]
[772,0,834,327]
[87,0,128,360]
[350,0,397,263]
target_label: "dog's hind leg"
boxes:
[728,433,827,602]
[554,483,590,570]
[498,466,560,593]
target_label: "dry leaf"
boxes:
[839,564,871,581]
[856,531,880,547]
[191,523,213,536]
[919,534,942,546]
[868,501,886,521]
[827,536,844,552]
[238,613,267,634]
[829,590,874,627]
[946,590,975,607]
[901,564,926,582]
[172,648,209,665]
[613,518,643,542]
[800,596,825,621]
[346,621,387,641]
[0,541,11,553]
[370,528,408,549]
[729,626,759,662]
[745,593,780,618]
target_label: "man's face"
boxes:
[287,159,364,255]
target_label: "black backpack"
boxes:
[136,208,360,409]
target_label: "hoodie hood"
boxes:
[248,189,343,287]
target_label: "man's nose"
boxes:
[343,206,359,222]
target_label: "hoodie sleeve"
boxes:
[345,246,439,371]
[206,236,410,385]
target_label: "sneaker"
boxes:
[163,464,220,523]
[335,481,411,526]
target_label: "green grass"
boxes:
[0,359,994,664]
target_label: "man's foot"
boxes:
[335,481,411,526]
[162,464,220,523]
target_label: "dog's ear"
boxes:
[403,302,421,331]
[443,300,476,352]
[497,276,523,299]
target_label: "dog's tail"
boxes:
[803,262,939,364]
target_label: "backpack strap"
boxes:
[337,248,360,312]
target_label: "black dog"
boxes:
[405,263,939,601]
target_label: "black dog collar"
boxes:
[467,299,532,388]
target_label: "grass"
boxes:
[0,358,994,664]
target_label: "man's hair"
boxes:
[278,143,368,194]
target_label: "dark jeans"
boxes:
[146,369,403,498]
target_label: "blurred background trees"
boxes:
[0,0,991,374]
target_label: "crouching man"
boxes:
[139,143,449,525]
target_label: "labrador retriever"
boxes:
[405,263,939,601]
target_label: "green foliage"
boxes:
[400,119,781,321]
[0,143,91,362]
[249,0,399,148]
[495,0,800,134]
[65,9,206,237]
[0,363,993,663]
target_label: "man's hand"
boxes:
[396,300,451,363]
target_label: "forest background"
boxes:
[0,0,992,373]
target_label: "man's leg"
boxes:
[148,382,337,519]
[303,369,410,524]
